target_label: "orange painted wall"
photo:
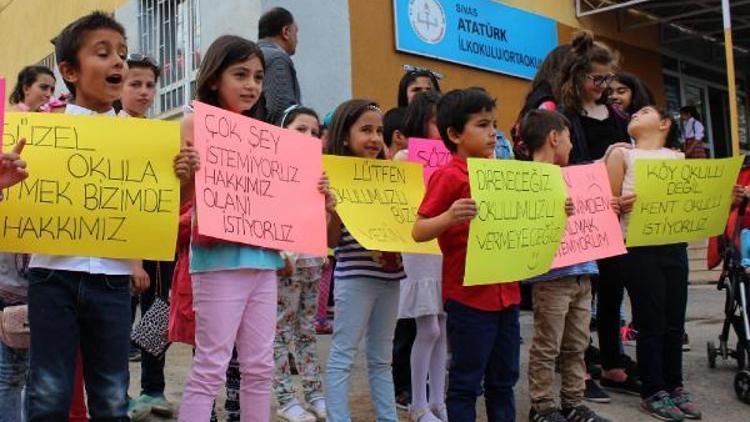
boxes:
[349,0,664,134]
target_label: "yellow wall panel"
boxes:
[0,0,128,102]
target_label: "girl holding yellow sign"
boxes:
[324,99,406,422]
[606,106,743,421]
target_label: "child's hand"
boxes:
[278,255,295,278]
[0,139,29,190]
[319,173,337,213]
[565,197,575,217]
[448,198,477,224]
[174,141,200,184]
[616,193,637,215]
[610,197,621,215]
[131,266,150,294]
[732,184,746,206]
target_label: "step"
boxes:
[689,269,721,284]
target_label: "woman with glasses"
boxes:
[554,30,643,406]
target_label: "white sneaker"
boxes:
[308,398,327,420]
[409,405,442,422]
[277,402,317,422]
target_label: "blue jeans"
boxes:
[0,299,28,422]
[446,300,520,422]
[26,269,131,421]
[325,277,400,422]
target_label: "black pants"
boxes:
[392,318,416,397]
[139,260,174,396]
[623,244,688,399]
[596,256,629,370]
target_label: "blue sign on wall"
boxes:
[393,0,558,80]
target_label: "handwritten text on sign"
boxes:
[552,163,625,268]
[0,112,179,260]
[407,138,451,184]
[193,101,326,256]
[323,156,439,254]
[465,159,567,285]
[626,156,742,247]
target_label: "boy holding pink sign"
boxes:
[519,110,610,422]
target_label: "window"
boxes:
[37,53,56,71]
[139,0,201,115]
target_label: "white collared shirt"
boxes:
[29,103,133,275]
[682,117,705,141]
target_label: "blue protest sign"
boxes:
[394,0,558,80]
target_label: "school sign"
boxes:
[393,0,558,80]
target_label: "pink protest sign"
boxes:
[551,163,626,268]
[407,137,451,184]
[193,101,326,256]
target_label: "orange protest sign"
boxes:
[192,101,327,256]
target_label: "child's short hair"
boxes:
[54,11,126,95]
[519,109,571,154]
[126,53,161,82]
[436,89,495,152]
[383,107,407,148]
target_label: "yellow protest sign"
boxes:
[465,158,568,285]
[323,155,440,254]
[0,112,180,260]
[626,156,742,247]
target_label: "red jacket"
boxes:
[707,167,750,269]
[168,200,196,346]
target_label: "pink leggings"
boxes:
[178,269,277,422]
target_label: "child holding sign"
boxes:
[394,90,448,422]
[25,12,148,420]
[174,36,284,422]
[520,110,609,422]
[605,106,708,421]
[412,89,520,422]
[273,105,328,422]
[324,99,406,422]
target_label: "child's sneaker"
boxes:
[127,397,151,422]
[430,403,448,422]
[682,333,691,352]
[529,407,567,422]
[599,374,641,396]
[277,401,317,422]
[670,388,701,419]
[395,390,411,410]
[308,397,327,421]
[409,406,442,422]
[135,394,174,417]
[641,391,684,421]
[583,379,611,403]
[561,404,611,422]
